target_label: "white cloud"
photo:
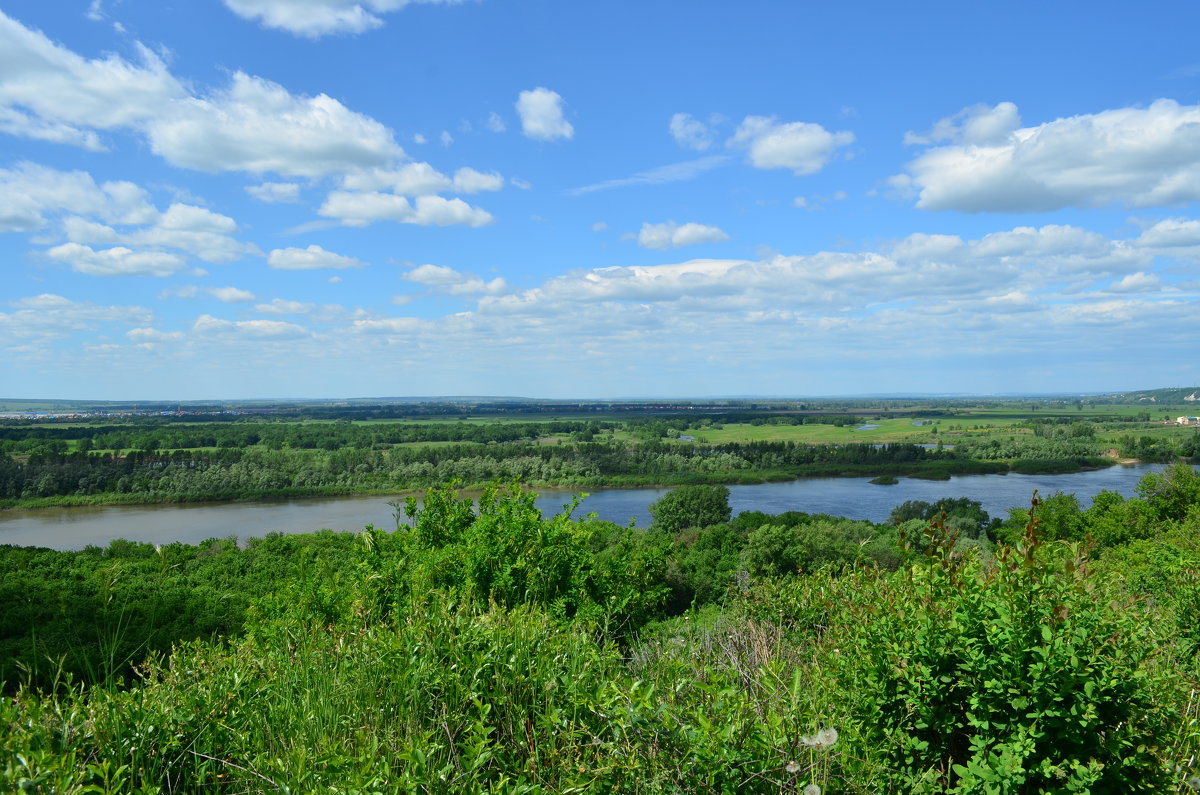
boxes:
[899,99,1200,211]
[192,313,308,339]
[486,111,506,132]
[221,0,468,38]
[0,294,153,344]
[439,130,454,146]
[1107,272,1162,293]
[342,162,452,194]
[210,286,257,302]
[351,316,429,335]
[516,87,573,141]
[159,285,256,302]
[510,177,532,190]
[0,162,155,233]
[904,102,1021,146]
[728,116,854,175]
[319,192,494,227]
[1136,217,1200,248]
[255,298,316,315]
[126,327,183,343]
[58,200,259,265]
[0,14,403,178]
[403,263,507,295]
[669,112,714,151]
[47,242,187,277]
[592,221,608,232]
[452,167,504,193]
[267,244,367,270]
[637,221,730,250]
[341,162,503,196]
[246,182,302,203]
[147,72,402,177]
[0,11,185,147]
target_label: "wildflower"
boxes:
[1188,775,1200,792]
[803,784,821,795]
[785,760,801,774]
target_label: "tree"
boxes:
[648,485,731,535]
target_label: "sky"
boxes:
[2,0,1199,400]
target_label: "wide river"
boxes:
[0,463,1171,550]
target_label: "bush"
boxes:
[831,513,1178,792]
[649,485,732,534]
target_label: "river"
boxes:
[0,463,1171,550]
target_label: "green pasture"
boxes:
[687,418,937,445]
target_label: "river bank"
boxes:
[3,454,1116,513]
[0,462,1170,550]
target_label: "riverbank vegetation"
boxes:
[4,464,1200,792]
[2,397,1196,510]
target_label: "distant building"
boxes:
[1176,416,1200,426]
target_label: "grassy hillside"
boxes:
[5,468,1200,792]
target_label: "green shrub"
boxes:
[832,511,1178,792]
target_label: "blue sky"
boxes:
[2,0,1199,400]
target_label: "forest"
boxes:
[2,397,1197,509]
[4,461,1200,792]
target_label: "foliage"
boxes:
[889,497,996,540]
[648,484,732,534]
[741,517,898,578]
[831,510,1178,792]
[5,466,1200,793]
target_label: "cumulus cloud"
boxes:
[246,182,302,203]
[53,197,259,266]
[899,99,1200,211]
[222,0,468,38]
[210,286,256,302]
[267,244,367,270]
[0,162,155,233]
[486,111,506,132]
[1106,272,1163,293]
[0,11,184,147]
[402,263,506,295]
[0,13,404,177]
[47,242,187,277]
[1136,217,1200,248]
[516,87,573,141]
[328,164,501,226]
[637,221,730,250]
[192,314,308,339]
[318,192,494,227]
[452,167,504,193]
[728,116,854,175]
[669,112,715,151]
[342,162,452,194]
[146,72,402,176]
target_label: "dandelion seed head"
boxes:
[800,726,839,750]
[816,727,839,748]
[803,784,821,795]
[785,760,800,774]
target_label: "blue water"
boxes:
[0,463,1171,550]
